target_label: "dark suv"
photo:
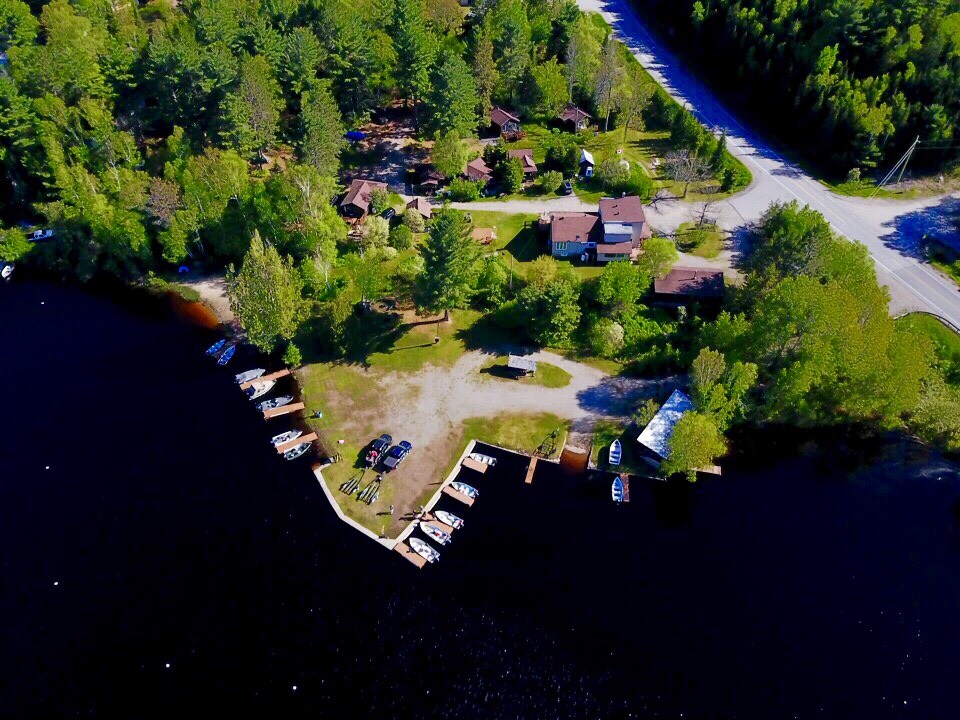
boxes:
[383,441,412,471]
[366,434,392,466]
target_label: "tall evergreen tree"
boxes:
[426,51,479,136]
[416,209,481,320]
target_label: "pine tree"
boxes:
[416,209,481,320]
[472,23,498,119]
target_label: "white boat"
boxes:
[257,395,293,412]
[451,481,478,499]
[409,537,440,563]
[420,522,452,546]
[245,379,276,400]
[609,439,622,467]
[612,477,624,503]
[270,430,303,446]
[469,452,497,466]
[235,368,266,384]
[1,264,13,280]
[283,442,312,461]
[435,510,464,529]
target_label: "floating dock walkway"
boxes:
[524,457,538,484]
[263,401,304,420]
[239,368,290,390]
[394,541,428,568]
[442,485,475,506]
[461,457,488,474]
[275,432,318,454]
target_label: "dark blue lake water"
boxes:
[2,279,959,719]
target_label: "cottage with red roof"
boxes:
[508,149,538,175]
[340,178,388,219]
[548,195,652,263]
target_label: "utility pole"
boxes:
[871,136,920,197]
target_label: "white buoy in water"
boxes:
[165,663,171,669]
[53,581,58,586]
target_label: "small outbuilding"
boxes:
[507,355,538,377]
[406,197,433,220]
[508,149,538,176]
[654,267,725,303]
[471,227,496,245]
[559,104,592,132]
[466,157,494,184]
[636,389,694,465]
[579,149,595,178]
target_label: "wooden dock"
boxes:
[461,457,488,474]
[239,368,290,390]
[621,473,631,503]
[524,456,538,484]
[275,432,317,454]
[263,401,304,420]
[394,541,427,568]
[442,485,475,506]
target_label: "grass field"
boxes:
[479,356,573,388]
[676,221,726,259]
[461,413,568,459]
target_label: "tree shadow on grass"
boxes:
[295,308,406,367]
[504,226,544,262]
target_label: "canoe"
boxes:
[235,368,266,384]
[246,379,276,400]
[217,344,236,365]
[206,339,226,355]
[609,439,622,467]
[409,537,440,563]
[451,481,478,499]
[435,510,464,529]
[612,477,624,503]
[420,522,452,546]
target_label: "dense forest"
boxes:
[635,0,960,175]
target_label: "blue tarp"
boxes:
[345,131,366,141]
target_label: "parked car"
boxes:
[366,433,393,466]
[381,207,396,220]
[561,180,573,195]
[383,441,412,471]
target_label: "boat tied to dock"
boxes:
[420,522,452,546]
[409,537,440,564]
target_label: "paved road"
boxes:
[578,0,960,327]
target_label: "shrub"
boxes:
[596,157,631,189]
[402,208,426,232]
[389,224,414,250]
[538,170,564,194]
[503,157,525,193]
[543,130,579,176]
[283,342,303,367]
[369,188,391,215]
[589,318,625,358]
[449,177,483,201]
[359,215,390,252]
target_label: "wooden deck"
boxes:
[461,457,488,474]
[238,368,291,390]
[524,456,538,484]
[275,432,317,454]
[394,541,428,568]
[263,401,304,420]
[442,485,475,506]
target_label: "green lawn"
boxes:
[462,413,568,459]
[676,221,726,259]
[589,419,648,475]
[932,258,960,285]
[479,356,573,388]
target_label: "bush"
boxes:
[369,188,391,215]
[283,342,303,367]
[449,177,484,201]
[503,157,525,193]
[596,157,631,189]
[538,170,564,194]
[543,130,579,176]
[589,318,625,358]
[389,224,414,250]
[402,208,426,232]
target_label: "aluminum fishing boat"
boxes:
[245,379,275,400]
[409,537,440,564]
[434,510,464,529]
[612,477,624,503]
[270,430,303,446]
[420,522,452,546]
[451,481,478,499]
[257,395,293,412]
[283,442,311,461]
[608,439,622,467]
[235,368,266,384]
[469,452,497,466]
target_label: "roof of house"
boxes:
[654,267,726,298]
[406,197,432,218]
[471,227,496,242]
[580,149,595,165]
[508,355,538,373]
[341,178,388,212]
[599,196,647,225]
[466,157,493,179]
[508,149,537,172]
[490,107,521,127]
[560,104,592,124]
[596,241,634,256]
[636,389,694,460]
[550,212,602,244]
